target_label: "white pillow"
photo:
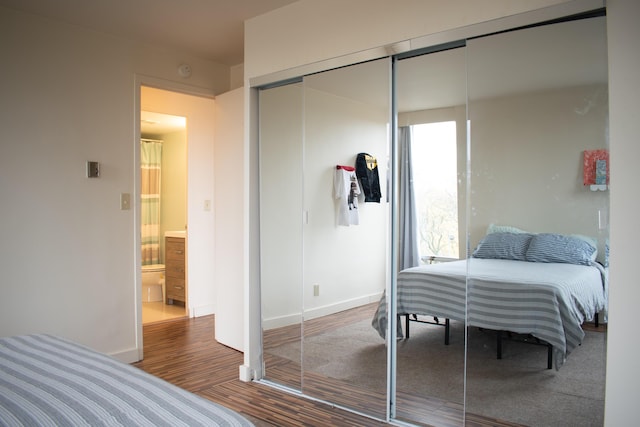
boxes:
[486,223,529,235]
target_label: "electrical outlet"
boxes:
[313,284,320,297]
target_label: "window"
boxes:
[410,121,459,260]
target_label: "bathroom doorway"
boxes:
[136,81,224,356]
[140,110,188,325]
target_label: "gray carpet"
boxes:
[268,318,606,426]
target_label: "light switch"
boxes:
[204,200,212,211]
[598,209,608,230]
[120,193,131,210]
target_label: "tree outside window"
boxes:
[410,121,459,261]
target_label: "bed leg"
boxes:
[497,330,503,360]
[595,312,599,328]
[405,314,410,338]
[547,344,553,369]
[444,318,450,345]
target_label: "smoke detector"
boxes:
[178,63,192,78]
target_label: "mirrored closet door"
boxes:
[259,81,304,392]
[258,11,609,427]
[465,15,609,426]
[259,57,391,419]
[392,45,468,426]
[300,57,391,419]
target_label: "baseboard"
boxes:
[239,364,254,382]
[110,347,140,364]
[304,293,382,321]
[263,313,303,330]
[262,292,382,330]
[190,303,215,318]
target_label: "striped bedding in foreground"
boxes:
[372,258,608,369]
[0,334,254,427]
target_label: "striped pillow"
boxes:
[472,232,533,261]
[525,233,596,265]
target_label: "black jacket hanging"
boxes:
[355,152,381,203]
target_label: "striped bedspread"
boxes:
[0,334,254,427]
[371,259,608,369]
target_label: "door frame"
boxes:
[133,75,216,359]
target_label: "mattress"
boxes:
[0,334,254,426]
[372,258,608,368]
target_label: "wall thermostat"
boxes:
[87,161,100,178]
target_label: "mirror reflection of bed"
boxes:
[391,15,609,426]
[259,13,608,427]
[462,16,609,425]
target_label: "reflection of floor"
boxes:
[263,304,605,427]
[264,306,466,426]
[142,301,186,324]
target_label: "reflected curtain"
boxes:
[141,140,162,265]
[399,126,420,269]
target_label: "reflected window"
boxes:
[410,121,459,261]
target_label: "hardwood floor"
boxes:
[134,308,604,426]
[141,301,186,324]
[133,314,389,426]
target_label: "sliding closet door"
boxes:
[300,57,391,419]
[392,46,468,427]
[465,16,609,426]
[259,82,304,391]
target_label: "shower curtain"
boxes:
[141,140,162,266]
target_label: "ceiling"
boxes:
[4,2,607,133]
[306,16,607,113]
[144,16,606,135]
[0,0,298,66]
[141,111,186,137]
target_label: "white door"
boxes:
[213,87,245,351]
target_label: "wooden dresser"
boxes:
[165,236,186,305]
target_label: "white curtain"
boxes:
[399,126,420,270]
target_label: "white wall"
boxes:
[258,83,305,328]
[245,0,640,423]
[230,64,244,90]
[302,86,388,318]
[0,6,229,360]
[259,79,388,330]
[604,0,640,424]
[469,84,609,251]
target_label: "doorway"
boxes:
[137,84,217,334]
[140,109,188,324]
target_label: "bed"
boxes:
[0,334,254,426]
[372,231,608,369]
